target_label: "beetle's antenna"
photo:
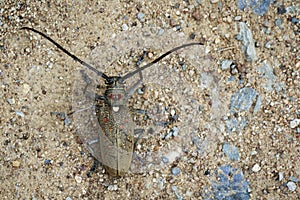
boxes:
[21,27,110,81]
[120,42,203,82]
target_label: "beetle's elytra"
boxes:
[22,27,202,176]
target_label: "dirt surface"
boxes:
[1,0,299,199]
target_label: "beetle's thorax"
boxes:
[104,76,126,110]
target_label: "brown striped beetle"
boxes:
[21,27,202,176]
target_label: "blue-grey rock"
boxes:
[289,176,299,183]
[162,156,169,163]
[64,117,71,126]
[7,98,15,105]
[158,28,164,35]
[172,126,179,137]
[237,0,272,16]
[171,167,181,176]
[257,61,286,93]
[222,143,240,161]
[229,87,261,114]
[275,18,282,27]
[291,17,299,24]
[221,60,233,70]
[236,22,258,62]
[203,165,250,199]
[137,12,144,20]
[287,181,297,191]
[225,117,248,133]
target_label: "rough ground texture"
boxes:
[1,0,299,199]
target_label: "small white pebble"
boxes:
[170,109,176,116]
[278,172,284,181]
[290,119,300,128]
[234,16,242,21]
[250,150,257,156]
[252,163,261,172]
[148,52,153,59]
[122,24,128,31]
[75,175,82,183]
[211,0,218,3]
[287,181,296,191]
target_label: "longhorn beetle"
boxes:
[21,27,202,176]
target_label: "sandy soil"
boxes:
[1,0,299,199]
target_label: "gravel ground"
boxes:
[1,0,299,199]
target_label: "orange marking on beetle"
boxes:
[103,117,109,123]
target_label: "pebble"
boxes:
[175,25,181,31]
[137,12,144,20]
[236,22,257,62]
[164,131,173,140]
[158,28,164,35]
[221,60,233,70]
[23,83,30,94]
[162,156,169,163]
[234,16,242,21]
[252,163,261,172]
[172,186,183,200]
[237,0,271,16]
[108,184,118,191]
[75,175,82,183]
[137,88,144,94]
[210,0,218,3]
[222,143,239,161]
[287,181,296,191]
[12,160,21,168]
[172,126,179,137]
[122,24,128,31]
[265,41,272,49]
[278,172,284,181]
[208,165,250,199]
[289,176,298,183]
[64,117,71,126]
[192,10,200,21]
[44,159,51,165]
[171,167,181,176]
[290,119,300,128]
[170,109,176,117]
[66,197,72,200]
[7,98,15,105]
[229,87,261,114]
[257,61,285,93]
[291,17,299,24]
[16,111,24,117]
[275,18,282,27]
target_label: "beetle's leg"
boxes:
[51,70,99,121]
[133,129,145,150]
[87,159,99,177]
[125,51,147,97]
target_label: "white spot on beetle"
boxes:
[113,106,120,112]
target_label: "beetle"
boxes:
[21,27,202,176]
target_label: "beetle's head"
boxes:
[104,76,126,109]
